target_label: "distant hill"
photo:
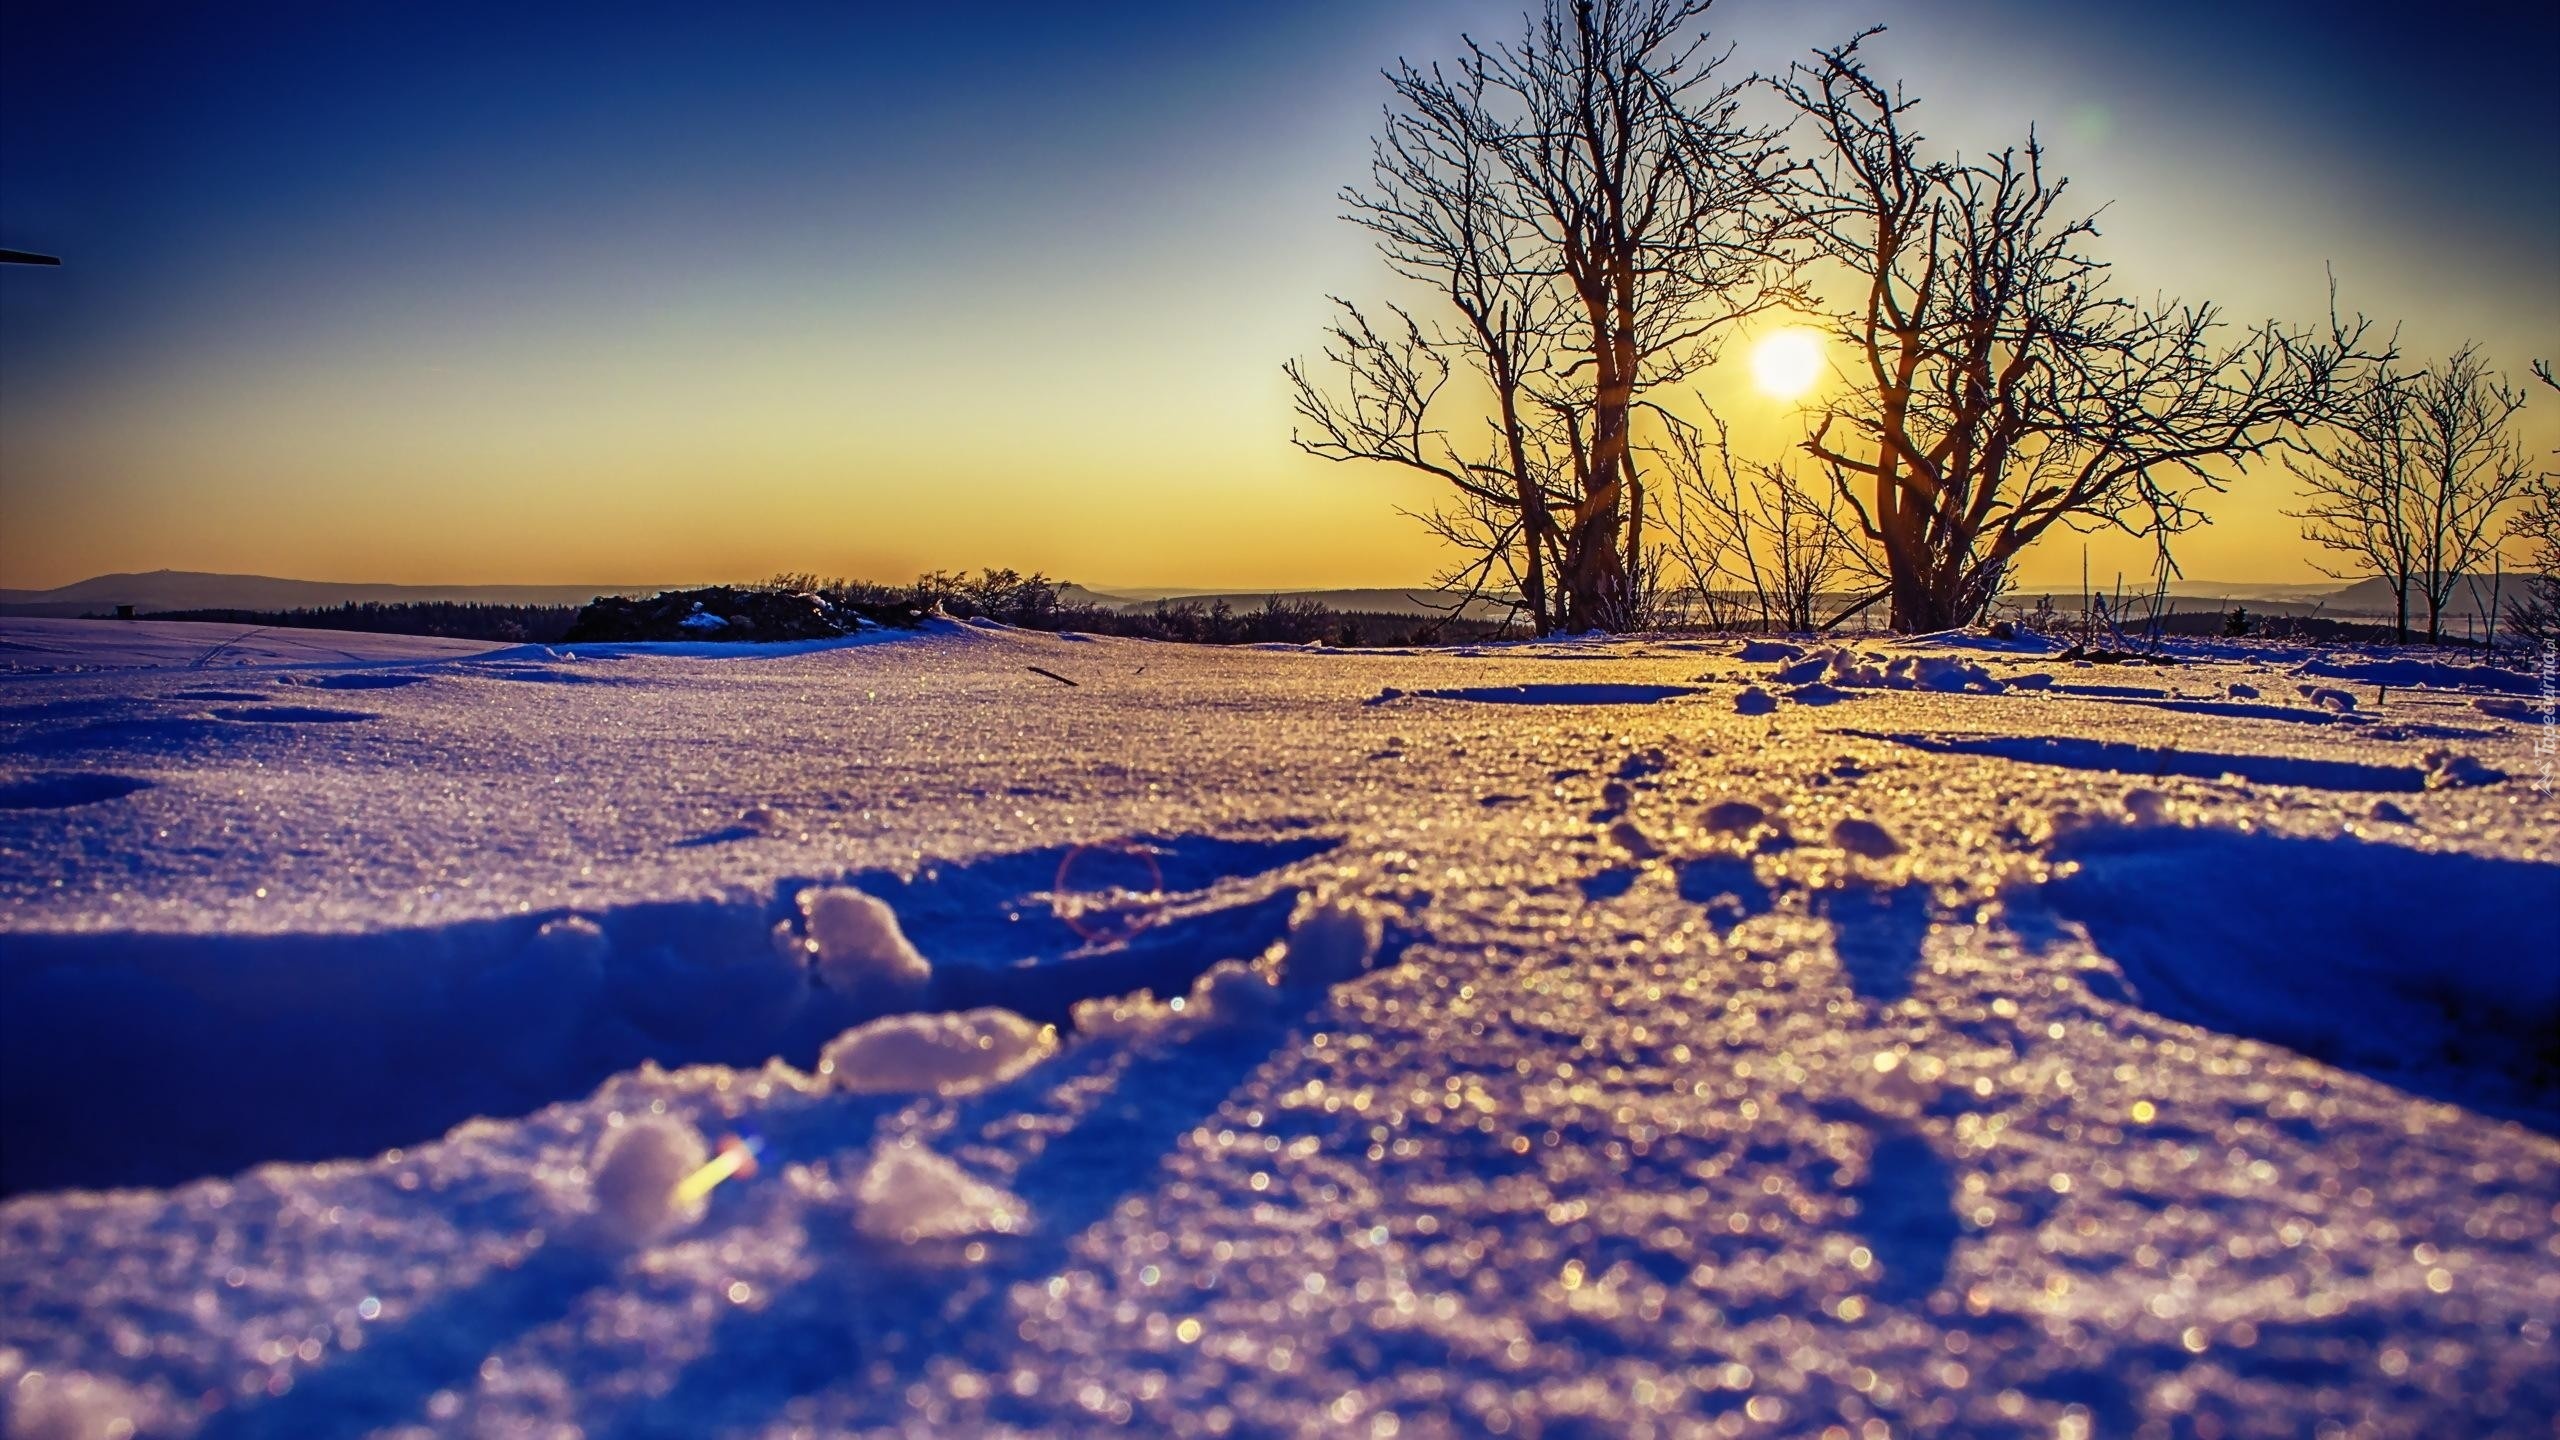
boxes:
[2006,574,2507,627]
[2317,574,2504,626]
[0,570,679,618]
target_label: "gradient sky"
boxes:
[4,0,2554,592]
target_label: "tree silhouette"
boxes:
[1291,0,1796,633]
[1776,32,2381,633]
[2296,347,2533,643]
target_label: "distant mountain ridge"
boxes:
[0,570,679,618]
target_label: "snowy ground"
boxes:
[1,616,2554,1439]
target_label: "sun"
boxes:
[1749,328,1825,400]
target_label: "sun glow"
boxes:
[1749,328,1825,400]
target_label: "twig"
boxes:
[1026,665,1079,688]
[191,626,269,670]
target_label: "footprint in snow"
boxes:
[0,772,153,810]
[210,706,381,725]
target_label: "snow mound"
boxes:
[793,886,932,1001]
[1069,958,1287,1039]
[818,1008,1057,1095]
[1277,892,1385,988]
[2045,823,2560,1110]
[1771,647,2006,695]
[853,1142,1030,1245]
[2295,654,2540,696]
[1733,685,1777,716]
[587,1117,710,1249]
[1735,640,1803,663]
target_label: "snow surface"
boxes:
[1,618,2556,1436]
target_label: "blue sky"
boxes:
[3,1,2554,589]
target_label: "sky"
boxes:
[3,0,2555,593]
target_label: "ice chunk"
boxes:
[819,1008,1056,1095]
[1733,686,1778,716]
[586,1117,709,1249]
[1280,892,1384,988]
[853,1141,1030,1244]
[795,887,932,1000]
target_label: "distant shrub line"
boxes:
[134,602,580,643]
[116,572,1520,649]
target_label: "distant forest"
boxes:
[123,573,1518,649]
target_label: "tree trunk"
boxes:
[1623,456,1645,625]
[1559,501,1629,631]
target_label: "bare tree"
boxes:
[1774,33,2380,633]
[1291,0,1796,634]
[2400,347,2534,642]
[2495,359,2560,641]
[2289,364,2422,641]
[1656,410,1872,631]
[2296,347,2535,643]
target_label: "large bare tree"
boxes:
[1775,33,2379,633]
[1290,0,1795,633]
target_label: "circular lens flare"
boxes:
[1054,840,1165,946]
[1750,329,1825,400]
